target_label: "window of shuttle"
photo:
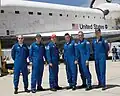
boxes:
[28,12,33,15]
[1,10,4,13]
[75,15,77,17]
[67,14,68,17]
[88,16,90,18]
[49,13,52,16]
[37,12,42,15]
[15,11,20,14]
[94,16,96,18]
[83,16,85,18]
[60,14,62,16]
[6,30,9,35]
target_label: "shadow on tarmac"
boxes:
[17,84,120,94]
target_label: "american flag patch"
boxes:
[72,24,79,30]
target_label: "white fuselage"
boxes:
[0,0,120,36]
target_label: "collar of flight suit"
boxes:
[96,36,103,42]
[66,40,72,45]
[78,38,85,43]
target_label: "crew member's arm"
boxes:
[26,45,29,58]
[74,43,79,64]
[92,40,95,58]
[86,41,90,61]
[103,40,109,55]
[11,45,16,61]
[29,44,33,64]
[63,45,66,60]
[43,45,47,63]
[86,41,90,65]
[46,45,52,66]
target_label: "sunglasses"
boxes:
[18,38,23,39]
[78,35,83,36]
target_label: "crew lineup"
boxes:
[11,28,109,94]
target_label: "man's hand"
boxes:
[49,63,53,67]
[29,62,32,65]
[86,60,89,66]
[44,61,48,66]
[74,60,78,64]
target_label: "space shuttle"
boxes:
[0,0,120,41]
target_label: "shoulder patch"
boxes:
[74,43,78,46]
[45,46,50,50]
[86,42,90,44]
[104,40,108,43]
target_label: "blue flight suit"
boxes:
[64,40,77,87]
[75,39,91,86]
[46,41,59,88]
[29,42,46,90]
[92,37,109,87]
[11,43,29,89]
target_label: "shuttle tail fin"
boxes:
[90,0,112,8]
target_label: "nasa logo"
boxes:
[75,43,77,46]
[45,46,50,50]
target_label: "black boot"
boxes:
[72,86,76,91]
[78,84,87,89]
[50,88,57,91]
[31,89,36,93]
[37,86,45,91]
[24,88,30,93]
[85,86,92,91]
[55,86,62,90]
[14,88,18,94]
[102,86,107,91]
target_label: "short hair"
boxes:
[17,34,24,38]
[35,33,41,38]
[64,33,70,36]
[78,31,84,35]
[95,28,101,33]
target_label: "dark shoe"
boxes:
[66,86,72,90]
[31,89,36,93]
[55,86,62,90]
[102,86,107,91]
[37,87,45,91]
[72,86,76,91]
[14,88,18,94]
[85,86,92,91]
[78,84,87,89]
[50,88,57,91]
[25,88,30,93]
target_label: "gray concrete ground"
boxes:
[0,60,120,96]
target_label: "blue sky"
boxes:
[29,0,120,7]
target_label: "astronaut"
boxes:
[46,34,62,91]
[29,34,46,93]
[11,35,29,94]
[75,31,92,91]
[63,33,77,90]
[92,28,109,90]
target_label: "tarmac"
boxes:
[0,60,120,96]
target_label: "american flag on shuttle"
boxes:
[72,24,79,29]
